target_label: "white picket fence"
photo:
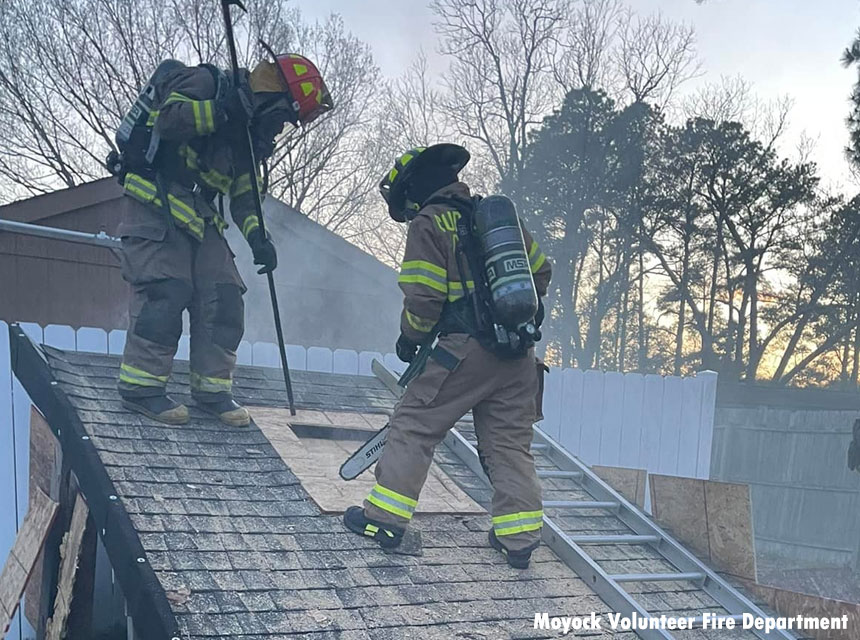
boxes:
[540,366,718,480]
[0,320,718,640]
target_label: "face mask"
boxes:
[250,94,296,158]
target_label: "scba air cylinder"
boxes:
[473,195,538,327]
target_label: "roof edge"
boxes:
[8,324,181,640]
[0,178,121,224]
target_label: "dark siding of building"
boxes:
[0,180,129,330]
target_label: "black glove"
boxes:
[396,334,419,363]
[218,72,255,126]
[247,228,277,274]
[535,296,545,328]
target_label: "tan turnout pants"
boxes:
[364,333,543,551]
[117,197,246,401]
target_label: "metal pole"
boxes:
[219,0,296,415]
[0,218,121,249]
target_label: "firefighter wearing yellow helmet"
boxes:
[344,144,553,569]
[111,53,332,426]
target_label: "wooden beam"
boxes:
[45,493,89,640]
[0,486,59,639]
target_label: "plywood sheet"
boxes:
[592,465,647,509]
[250,407,484,515]
[0,486,59,638]
[704,480,757,582]
[649,474,710,560]
[650,474,757,581]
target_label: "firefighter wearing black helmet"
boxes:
[113,54,333,427]
[343,144,553,569]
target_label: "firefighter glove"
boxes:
[396,333,419,363]
[535,296,545,328]
[247,228,278,274]
[219,72,255,126]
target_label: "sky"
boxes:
[298,0,860,190]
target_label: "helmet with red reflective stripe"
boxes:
[251,42,333,126]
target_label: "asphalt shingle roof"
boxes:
[16,338,762,640]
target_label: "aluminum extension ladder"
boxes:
[373,361,796,640]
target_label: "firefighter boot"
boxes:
[488,529,539,570]
[343,506,404,549]
[196,396,251,427]
[122,394,189,425]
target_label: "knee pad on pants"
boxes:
[212,283,244,351]
[134,279,192,347]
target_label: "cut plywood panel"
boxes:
[650,474,757,582]
[704,481,757,582]
[45,493,89,640]
[737,578,860,640]
[0,486,59,638]
[592,465,647,510]
[250,407,484,515]
[649,474,710,560]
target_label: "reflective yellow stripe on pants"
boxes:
[190,371,232,394]
[119,363,168,388]
[366,484,417,520]
[492,510,544,537]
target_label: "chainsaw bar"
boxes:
[339,423,390,480]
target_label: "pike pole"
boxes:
[220,0,296,415]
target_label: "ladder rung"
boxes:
[543,500,619,510]
[570,534,660,545]
[537,470,583,479]
[530,443,549,451]
[611,572,705,583]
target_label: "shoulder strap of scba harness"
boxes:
[423,192,539,359]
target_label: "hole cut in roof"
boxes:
[249,407,484,515]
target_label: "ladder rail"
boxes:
[531,426,796,640]
[444,428,675,640]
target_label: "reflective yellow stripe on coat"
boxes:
[123,173,208,240]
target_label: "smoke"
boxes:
[225,197,402,354]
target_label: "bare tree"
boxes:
[430,0,568,189]
[552,0,623,95]
[616,9,700,109]
[0,0,380,238]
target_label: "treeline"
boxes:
[3,0,860,386]
[518,88,860,386]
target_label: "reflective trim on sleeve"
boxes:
[242,215,260,239]
[528,240,547,273]
[180,145,232,193]
[230,172,262,198]
[492,510,544,537]
[366,484,417,520]
[405,309,436,333]
[398,260,447,294]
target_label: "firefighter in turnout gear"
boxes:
[113,53,332,426]
[344,144,553,569]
